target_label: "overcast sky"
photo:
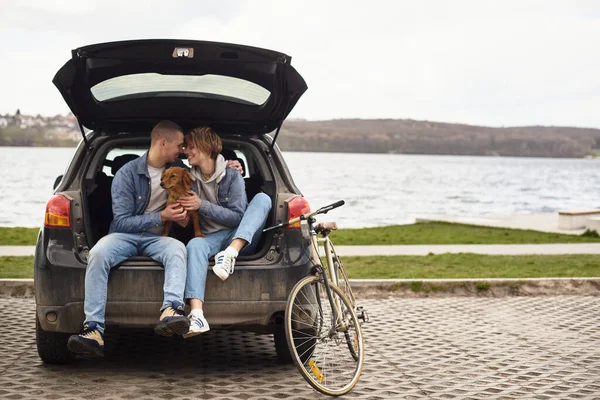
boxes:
[1,0,599,128]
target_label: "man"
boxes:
[67,120,190,357]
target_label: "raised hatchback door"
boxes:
[53,39,307,135]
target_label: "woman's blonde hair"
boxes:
[186,126,222,159]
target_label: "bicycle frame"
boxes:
[306,217,351,333]
[324,237,357,306]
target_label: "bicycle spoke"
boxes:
[296,338,318,361]
[289,327,316,338]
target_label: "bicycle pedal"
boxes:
[357,307,370,323]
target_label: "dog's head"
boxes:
[160,167,193,192]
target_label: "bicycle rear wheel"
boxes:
[285,275,364,396]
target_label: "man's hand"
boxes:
[227,159,244,175]
[178,190,202,211]
[160,203,187,222]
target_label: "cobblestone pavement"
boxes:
[1,296,599,399]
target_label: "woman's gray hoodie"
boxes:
[190,155,247,234]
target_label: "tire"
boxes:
[275,325,314,364]
[36,318,75,364]
[274,328,293,363]
[285,275,364,396]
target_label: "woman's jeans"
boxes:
[185,193,272,302]
[83,232,187,334]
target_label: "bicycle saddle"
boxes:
[315,222,338,235]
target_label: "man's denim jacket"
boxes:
[109,152,163,234]
[109,152,247,234]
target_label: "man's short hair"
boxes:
[186,126,222,160]
[151,121,183,144]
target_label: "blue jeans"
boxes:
[84,232,187,334]
[185,193,271,302]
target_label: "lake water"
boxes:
[2,146,600,228]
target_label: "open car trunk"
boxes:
[83,134,276,259]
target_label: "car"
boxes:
[35,39,312,364]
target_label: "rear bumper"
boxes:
[37,300,289,333]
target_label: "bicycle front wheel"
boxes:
[285,275,364,396]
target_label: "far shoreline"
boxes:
[1,144,598,160]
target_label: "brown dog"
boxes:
[160,167,204,238]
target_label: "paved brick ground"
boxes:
[1,296,599,399]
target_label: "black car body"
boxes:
[35,39,312,363]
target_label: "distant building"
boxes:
[0,111,80,143]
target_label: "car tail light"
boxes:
[287,197,310,229]
[44,195,72,228]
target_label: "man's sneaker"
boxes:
[154,301,190,337]
[67,322,104,357]
[212,249,236,281]
[183,311,210,339]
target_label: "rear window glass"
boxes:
[101,147,251,179]
[102,148,147,177]
[90,73,270,105]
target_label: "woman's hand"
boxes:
[178,190,202,211]
[227,159,244,175]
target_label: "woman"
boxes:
[178,126,271,338]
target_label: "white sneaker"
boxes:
[212,249,236,281]
[183,311,210,338]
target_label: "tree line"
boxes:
[2,118,600,157]
[277,119,600,158]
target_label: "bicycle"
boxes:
[264,200,369,396]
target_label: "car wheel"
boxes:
[273,328,293,363]
[36,317,75,364]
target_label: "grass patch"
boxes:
[330,221,600,245]
[3,222,600,246]
[0,228,39,245]
[3,253,600,280]
[342,253,600,279]
[0,256,34,278]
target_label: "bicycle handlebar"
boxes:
[263,199,345,232]
[315,200,345,214]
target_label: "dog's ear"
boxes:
[184,170,193,189]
